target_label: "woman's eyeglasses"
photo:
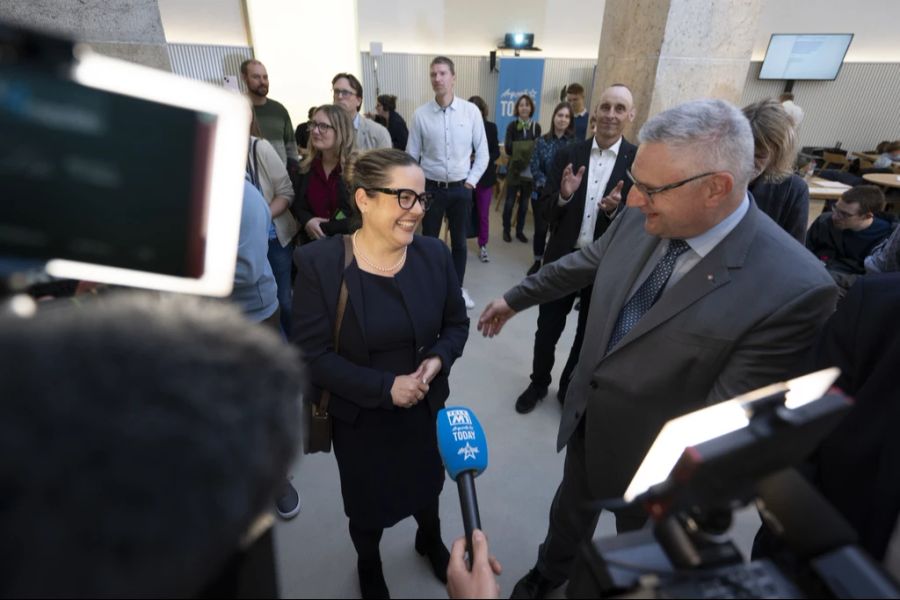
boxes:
[308,121,335,133]
[367,188,433,210]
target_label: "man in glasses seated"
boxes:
[806,185,893,293]
[331,72,392,151]
[478,98,838,599]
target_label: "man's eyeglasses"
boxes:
[367,188,433,210]
[626,169,719,201]
[832,206,861,220]
[308,121,335,133]
[332,88,358,98]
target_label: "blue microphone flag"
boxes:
[436,406,488,480]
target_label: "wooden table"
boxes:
[852,151,880,162]
[863,173,900,189]
[806,177,850,200]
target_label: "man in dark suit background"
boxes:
[805,273,900,567]
[479,98,837,598]
[514,84,637,414]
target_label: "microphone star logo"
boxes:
[458,443,479,461]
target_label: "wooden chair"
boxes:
[821,151,850,172]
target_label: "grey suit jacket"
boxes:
[356,116,393,151]
[504,201,838,500]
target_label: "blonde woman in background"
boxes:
[291,105,357,244]
[743,98,809,243]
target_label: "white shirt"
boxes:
[559,137,621,249]
[406,96,488,186]
[624,194,751,301]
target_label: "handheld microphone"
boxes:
[436,406,489,567]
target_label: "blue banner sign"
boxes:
[495,58,545,137]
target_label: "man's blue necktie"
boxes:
[606,239,690,353]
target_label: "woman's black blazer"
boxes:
[291,234,470,424]
[291,168,354,243]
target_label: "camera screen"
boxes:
[0,66,214,277]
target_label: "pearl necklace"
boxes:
[352,231,406,273]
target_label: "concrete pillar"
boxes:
[592,0,763,141]
[0,0,172,71]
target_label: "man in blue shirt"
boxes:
[407,56,488,310]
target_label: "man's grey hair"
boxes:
[639,99,755,189]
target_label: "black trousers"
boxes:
[348,499,442,563]
[531,193,550,259]
[535,420,648,584]
[422,185,470,286]
[530,283,592,390]
[503,180,533,236]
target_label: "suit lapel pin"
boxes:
[707,274,715,282]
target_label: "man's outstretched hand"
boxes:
[477,298,516,338]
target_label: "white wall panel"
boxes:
[740,61,900,152]
[167,43,253,88]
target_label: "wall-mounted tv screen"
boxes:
[759,34,853,80]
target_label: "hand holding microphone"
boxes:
[447,529,502,599]
[437,406,489,568]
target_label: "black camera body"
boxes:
[569,386,900,598]
[0,20,249,296]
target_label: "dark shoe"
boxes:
[526,260,541,276]
[358,558,390,599]
[275,480,300,520]
[503,231,512,243]
[515,384,548,414]
[510,567,562,599]
[415,528,450,584]
[516,232,529,243]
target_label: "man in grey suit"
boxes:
[478,98,838,598]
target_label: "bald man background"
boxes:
[512,84,637,414]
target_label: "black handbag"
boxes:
[304,235,353,454]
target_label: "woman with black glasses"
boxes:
[291,105,356,244]
[292,148,470,598]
